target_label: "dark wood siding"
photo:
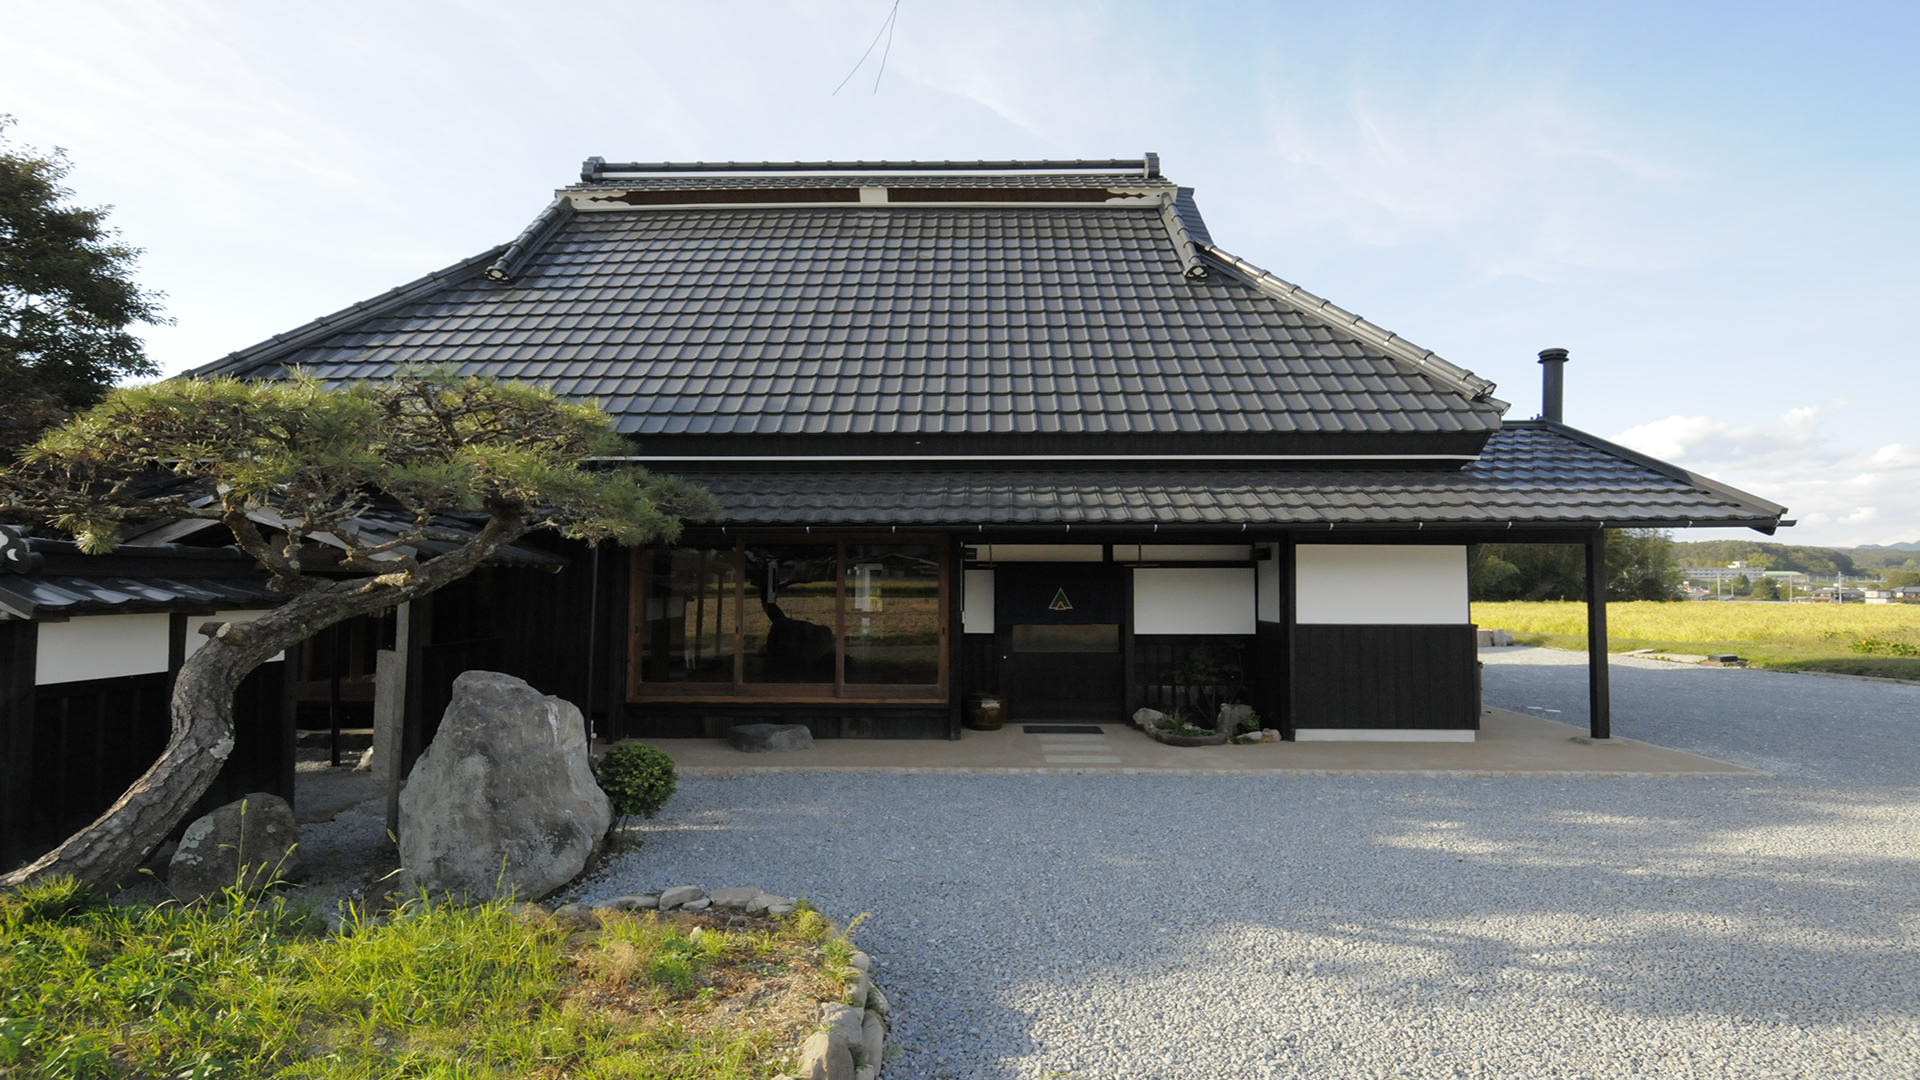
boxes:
[3,660,294,869]
[1292,624,1479,730]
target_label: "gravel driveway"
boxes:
[577,649,1920,1079]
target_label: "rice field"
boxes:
[1471,600,1920,680]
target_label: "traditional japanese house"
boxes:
[42,157,1788,787]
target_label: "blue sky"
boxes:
[4,1,1915,547]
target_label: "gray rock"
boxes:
[397,671,612,902]
[766,900,797,916]
[854,1066,877,1080]
[848,949,872,971]
[868,985,890,1016]
[168,792,300,902]
[748,891,792,915]
[597,893,658,912]
[861,1010,887,1073]
[1131,707,1166,728]
[709,885,762,909]
[1217,703,1257,733]
[728,723,816,753]
[681,897,712,911]
[658,885,705,910]
[844,970,871,1007]
[822,1002,866,1049]
[795,1030,853,1080]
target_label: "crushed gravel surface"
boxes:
[574,648,1920,1079]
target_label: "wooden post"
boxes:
[380,601,411,838]
[1281,533,1298,738]
[0,621,39,868]
[1586,528,1612,740]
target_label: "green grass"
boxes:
[0,878,850,1079]
[1472,600,1920,681]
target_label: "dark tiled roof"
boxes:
[570,172,1171,192]
[194,201,1503,440]
[671,423,1786,529]
[0,575,282,620]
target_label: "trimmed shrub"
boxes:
[596,742,678,823]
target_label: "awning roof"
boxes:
[674,422,1786,532]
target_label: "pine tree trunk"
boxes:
[0,517,527,890]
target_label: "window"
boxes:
[629,535,948,700]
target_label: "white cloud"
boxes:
[1612,404,1920,547]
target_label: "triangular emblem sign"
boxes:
[1049,588,1073,611]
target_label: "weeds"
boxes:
[0,877,851,1079]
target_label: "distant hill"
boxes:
[1671,539,1920,574]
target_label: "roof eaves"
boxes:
[1197,244,1507,408]
[183,245,510,379]
[1517,419,1791,524]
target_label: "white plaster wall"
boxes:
[1257,542,1282,623]
[962,569,995,634]
[1133,567,1257,635]
[1295,545,1467,625]
[36,613,172,685]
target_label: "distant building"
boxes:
[1864,586,1920,604]
[1680,565,1808,584]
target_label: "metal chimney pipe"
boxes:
[1537,348,1569,422]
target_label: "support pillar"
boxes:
[1586,528,1611,740]
[378,601,412,837]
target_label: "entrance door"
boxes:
[995,563,1124,721]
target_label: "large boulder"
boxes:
[398,671,612,901]
[168,792,300,902]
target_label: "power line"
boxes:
[832,0,901,97]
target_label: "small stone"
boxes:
[1217,703,1256,732]
[766,901,797,917]
[353,746,375,772]
[597,893,658,912]
[845,970,871,1006]
[861,1010,886,1070]
[848,950,872,971]
[821,1003,865,1048]
[682,897,711,911]
[747,891,788,915]
[710,885,762,910]
[728,723,816,753]
[658,885,705,910]
[1132,708,1166,728]
[868,986,890,1016]
[689,926,704,940]
[795,1029,852,1080]
[167,792,301,902]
